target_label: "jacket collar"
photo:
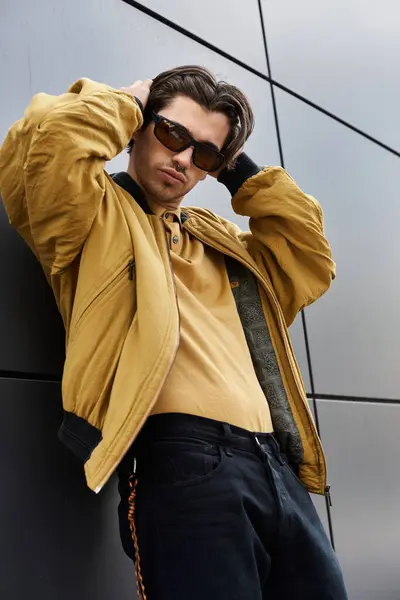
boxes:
[111,171,189,223]
[111,171,152,214]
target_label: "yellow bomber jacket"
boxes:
[0,79,335,494]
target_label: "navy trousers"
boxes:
[118,413,348,599]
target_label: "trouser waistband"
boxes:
[133,412,280,457]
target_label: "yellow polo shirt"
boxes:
[149,204,274,434]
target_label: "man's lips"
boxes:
[159,167,186,184]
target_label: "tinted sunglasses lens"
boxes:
[194,145,224,172]
[155,119,189,152]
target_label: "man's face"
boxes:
[128,95,230,210]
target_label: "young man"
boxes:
[0,65,347,599]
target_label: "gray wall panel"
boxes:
[275,89,400,398]
[1,0,279,175]
[0,203,65,374]
[0,378,135,599]
[134,0,268,74]
[261,0,400,149]
[317,399,400,600]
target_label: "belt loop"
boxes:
[270,434,285,465]
[273,434,282,455]
[221,423,233,456]
[222,422,232,440]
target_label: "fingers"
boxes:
[120,79,153,109]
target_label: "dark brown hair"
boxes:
[127,65,254,169]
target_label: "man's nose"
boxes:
[173,146,194,170]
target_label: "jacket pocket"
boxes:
[70,256,135,342]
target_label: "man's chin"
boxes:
[148,181,186,204]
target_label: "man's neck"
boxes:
[126,166,183,213]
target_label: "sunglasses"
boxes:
[151,112,225,172]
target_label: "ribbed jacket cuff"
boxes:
[133,96,144,116]
[217,153,261,196]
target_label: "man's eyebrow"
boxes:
[167,117,222,152]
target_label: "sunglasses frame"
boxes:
[151,112,225,172]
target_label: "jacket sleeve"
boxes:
[218,154,336,327]
[0,78,143,274]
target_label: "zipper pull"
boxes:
[128,259,135,280]
[325,485,332,507]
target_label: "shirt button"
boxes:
[172,235,179,244]
[164,212,170,219]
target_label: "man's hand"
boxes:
[120,79,153,110]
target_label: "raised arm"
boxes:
[218,154,336,327]
[0,78,145,274]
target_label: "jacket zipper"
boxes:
[325,485,332,506]
[184,222,327,493]
[95,221,180,493]
[128,258,135,280]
